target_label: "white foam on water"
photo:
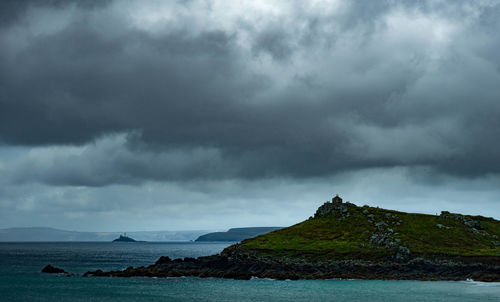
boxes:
[463,279,500,287]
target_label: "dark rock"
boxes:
[440,211,484,230]
[155,256,172,265]
[42,265,67,274]
[468,220,483,230]
[394,246,411,261]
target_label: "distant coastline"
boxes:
[195,227,283,242]
[0,227,209,242]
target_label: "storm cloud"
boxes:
[1,0,500,230]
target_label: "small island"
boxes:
[41,264,67,274]
[112,234,137,242]
[86,196,500,281]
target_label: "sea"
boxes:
[0,242,499,302]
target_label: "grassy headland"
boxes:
[240,196,500,262]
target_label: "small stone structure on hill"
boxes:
[332,195,343,203]
[314,195,356,218]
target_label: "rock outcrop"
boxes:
[41,264,67,274]
[314,195,356,219]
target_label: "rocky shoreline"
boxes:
[83,245,500,282]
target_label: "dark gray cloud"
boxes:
[0,0,109,27]
[0,1,499,197]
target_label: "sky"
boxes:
[1,0,500,232]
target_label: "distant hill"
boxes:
[0,227,209,242]
[195,227,283,242]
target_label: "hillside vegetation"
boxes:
[240,196,500,262]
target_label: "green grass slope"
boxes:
[240,196,500,262]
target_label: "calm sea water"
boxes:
[0,242,499,302]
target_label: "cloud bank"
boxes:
[1,0,499,230]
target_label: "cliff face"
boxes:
[84,196,500,281]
